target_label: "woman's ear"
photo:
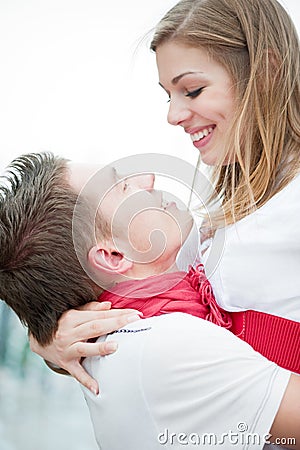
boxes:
[88,244,133,275]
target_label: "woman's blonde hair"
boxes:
[151,0,300,227]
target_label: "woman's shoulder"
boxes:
[227,172,300,232]
[259,171,300,210]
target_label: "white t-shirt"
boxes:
[82,313,290,450]
[196,174,300,321]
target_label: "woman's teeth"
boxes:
[191,127,213,142]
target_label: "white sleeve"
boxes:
[141,314,291,450]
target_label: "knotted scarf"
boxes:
[99,265,232,329]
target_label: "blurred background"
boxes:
[0,0,299,449]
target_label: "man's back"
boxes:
[82,313,290,450]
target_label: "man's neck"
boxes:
[105,260,179,289]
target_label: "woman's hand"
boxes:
[29,301,141,395]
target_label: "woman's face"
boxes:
[156,41,237,165]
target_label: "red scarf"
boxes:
[99,265,232,329]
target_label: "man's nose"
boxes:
[131,173,155,190]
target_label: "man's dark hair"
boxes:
[0,152,102,345]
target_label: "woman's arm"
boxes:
[270,373,300,449]
[30,300,141,394]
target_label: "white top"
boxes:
[82,313,290,450]
[200,174,300,321]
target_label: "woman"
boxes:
[31,0,300,395]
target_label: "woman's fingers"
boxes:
[73,313,142,341]
[30,305,142,394]
[67,341,120,394]
[67,360,100,395]
[71,340,118,359]
[58,306,141,329]
[46,310,141,362]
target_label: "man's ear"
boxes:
[88,244,133,274]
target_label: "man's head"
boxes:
[0,152,193,345]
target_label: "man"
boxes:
[0,152,299,449]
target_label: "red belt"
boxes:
[230,310,300,374]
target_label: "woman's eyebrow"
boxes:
[159,71,204,89]
[171,71,202,84]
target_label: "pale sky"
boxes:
[0,0,299,172]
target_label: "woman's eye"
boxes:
[185,88,203,99]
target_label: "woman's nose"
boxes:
[167,98,192,126]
